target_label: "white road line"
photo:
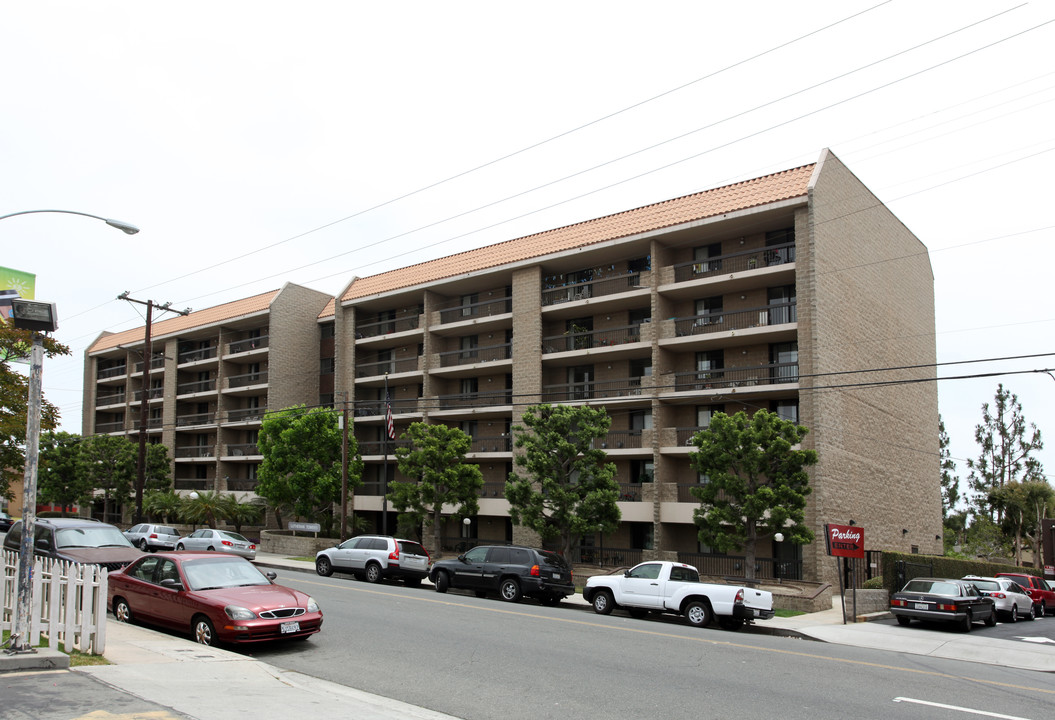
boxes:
[893,697,1031,719]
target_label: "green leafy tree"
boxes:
[144,489,183,523]
[392,422,482,557]
[938,415,959,520]
[78,434,137,522]
[0,323,69,500]
[989,479,1054,566]
[962,515,1011,561]
[257,405,356,533]
[218,493,265,533]
[145,443,172,491]
[689,410,817,583]
[967,384,1044,522]
[38,431,92,513]
[506,404,620,558]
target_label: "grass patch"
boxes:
[774,608,806,618]
[69,649,110,667]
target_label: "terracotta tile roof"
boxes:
[88,289,281,353]
[341,163,814,303]
[319,297,336,320]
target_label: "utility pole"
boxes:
[337,391,350,541]
[117,292,190,523]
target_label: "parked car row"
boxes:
[124,524,257,559]
[890,573,1055,632]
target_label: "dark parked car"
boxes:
[109,552,322,646]
[0,511,15,533]
[315,535,430,586]
[995,572,1055,616]
[2,517,142,571]
[429,545,574,604]
[890,577,996,632]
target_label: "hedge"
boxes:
[878,551,1038,594]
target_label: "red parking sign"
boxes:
[825,523,864,559]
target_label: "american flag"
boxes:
[385,392,395,440]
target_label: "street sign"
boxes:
[825,523,864,559]
[288,521,321,533]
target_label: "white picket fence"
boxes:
[1,549,108,654]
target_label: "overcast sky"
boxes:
[3,1,1053,500]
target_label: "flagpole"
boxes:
[383,373,390,536]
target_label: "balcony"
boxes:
[97,365,127,380]
[175,445,215,459]
[669,361,799,393]
[133,357,165,374]
[353,398,420,417]
[176,412,216,427]
[96,392,125,408]
[542,325,642,354]
[226,478,258,492]
[469,435,512,453]
[95,421,125,433]
[672,242,795,283]
[132,388,165,402]
[436,390,512,411]
[438,294,512,324]
[541,270,649,307]
[178,345,218,364]
[357,438,413,455]
[355,312,420,339]
[356,357,420,378]
[226,407,266,424]
[228,335,269,355]
[225,443,259,457]
[227,370,268,389]
[670,301,796,338]
[177,378,217,396]
[542,377,644,402]
[437,342,512,368]
[595,429,644,450]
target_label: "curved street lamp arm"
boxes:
[0,209,139,235]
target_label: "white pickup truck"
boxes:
[582,560,775,630]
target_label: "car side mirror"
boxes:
[623,570,631,578]
[35,537,51,551]
[458,554,469,563]
[265,571,277,581]
[159,578,183,590]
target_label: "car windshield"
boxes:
[55,526,133,549]
[156,526,179,536]
[971,580,999,591]
[903,580,959,596]
[218,531,249,543]
[182,557,270,590]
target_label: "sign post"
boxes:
[825,523,865,624]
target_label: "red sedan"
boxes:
[108,552,322,646]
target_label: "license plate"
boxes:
[914,603,929,610]
[552,573,561,580]
[280,621,300,634]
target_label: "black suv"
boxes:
[2,517,142,571]
[429,545,574,604]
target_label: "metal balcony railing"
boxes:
[569,547,643,568]
[96,392,125,407]
[132,388,165,402]
[228,335,269,354]
[226,479,258,492]
[542,325,642,353]
[469,436,512,453]
[672,301,795,337]
[97,365,127,379]
[542,377,643,402]
[175,445,215,459]
[178,346,217,364]
[177,379,216,395]
[356,357,419,377]
[227,371,268,389]
[541,271,649,307]
[352,397,419,416]
[595,430,643,450]
[356,438,413,455]
[227,407,266,423]
[670,361,799,392]
[355,312,421,338]
[436,390,512,410]
[226,443,259,457]
[438,295,512,324]
[95,421,125,433]
[174,479,211,491]
[437,343,512,368]
[671,241,795,282]
[176,412,215,427]
[133,357,165,373]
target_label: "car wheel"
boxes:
[717,617,744,631]
[113,597,133,624]
[1009,605,1018,623]
[315,556,333,577]
[500,578,522,603]
[137,539,149,551]
[960,610,972,633]
[896,615,911,627]
[364,563,382,583]
[1025,604,1036,621]
[984,610,997,627]
[193,616,217,646]
[206,546,215,552]
[592,590,614,615]
[176,543,185,550]
[1042,601,1049,617]
[685,601,712,628]
[434,571,449,593]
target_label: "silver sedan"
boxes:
[175,528,257,560]
[963,575,1035,622]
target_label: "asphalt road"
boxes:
[240,572,1055,720]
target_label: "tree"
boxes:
[217,493,265,533]
[938,415,960,520]
[38,431,92,513]
[967,384,1044,522]
[145,443,172,491]
[688,410,817,583]
[180,490,225,528]
[506,404,620,559]
[78,434,137,522]
[392,422,483,557]
[144,489,182,523]
[962,515,1011,562]
[0,323,69,500]
[989,479,1054,566]
[257,405,355,534]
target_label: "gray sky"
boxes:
[3,1,1053,500]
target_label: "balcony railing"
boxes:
[357,438,413,455]
[541,270,649,307]
[353,398,419,416]
[176,412,215,427]
[97,365,127,379]
[438,343,512,368]
[229,335,269,354]
[542,325,642,353]
[227,370,268,389]
[174,479,211,491]
[178,346,218,364]
[478,482,506,498]
[226,443,259,457]
[671,361,799,392]
[569,546,644,568]
[355,312,421,339]
[176,445,215,459]
[677,551,802,581]
[133,357,165,373]
[542,377,643,402]
[438,295,512,324]
[132,388,165,402]
[437,390,512,410]
[596,430,643,450]
[95,421,124,433]
[177,378,216,395]
[96,392,125,407]
[356,357,419,377]
[226,479,258,492]
[672,301,795,337]
[672,241,795,282]
[469,436,512,453]
[227,407,266,423]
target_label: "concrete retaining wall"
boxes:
[260,529,339,556]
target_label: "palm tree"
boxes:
[180,490,225,529]
[144,489,182,523]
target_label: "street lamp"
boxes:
[2,209,136,655]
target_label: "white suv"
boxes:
[315,535,430,586]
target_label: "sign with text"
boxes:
[288,521,321,533]
[825,523,864,559]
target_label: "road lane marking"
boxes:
[893,697,1031,719]
[290,576,1055,698]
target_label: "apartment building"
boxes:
[82,150,942,586]
[84,283,331,495]
[328,149,942,586]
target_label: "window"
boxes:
[767,285,796,325]
[696,405,723,429]
[627,563,662,580]
[628,308,651,328]
[460,335,479,360]
[133,557,160,582]
[461,293,478,317]
[631,459,654,483]
[460,377,478,395]
[693,243,722,273]
[630,358,652,378]
[695,351,724,384]
[695,296,723,325]
[630,411,652,431]
[568,365,593,400]
[765,227,796,264]
[320,358,335,374]
[321,323,335,339]
[770,342,799,383]
[776,401,799,425]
